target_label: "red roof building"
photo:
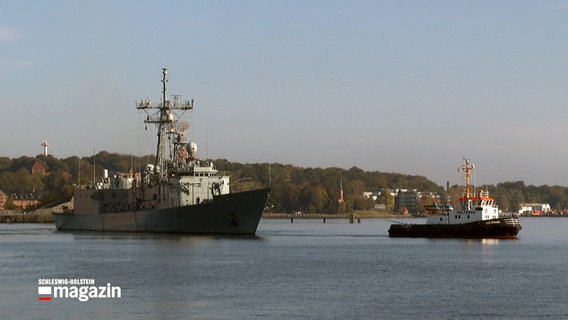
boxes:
[31,161,47,175]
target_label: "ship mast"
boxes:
[136,68,194,172]
[156,67,168,168]
[459,158,474,199]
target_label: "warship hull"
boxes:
[388,218,522,239]
[53,188,270,234]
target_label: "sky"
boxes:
[1,0,568,187]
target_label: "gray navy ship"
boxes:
[53,68,270,234]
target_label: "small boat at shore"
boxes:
[388,159,522,238]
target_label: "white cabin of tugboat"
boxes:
[426,190,499,225]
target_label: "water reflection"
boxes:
[480,238,499,246]
[65,231,261,242]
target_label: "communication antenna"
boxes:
[136,68,194,171]
[93,149,96,185]
[206,119,209,160]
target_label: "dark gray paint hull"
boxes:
[53,188,270,234]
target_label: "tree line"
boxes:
[1,153,568,213]
[0,153,154,208]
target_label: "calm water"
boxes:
[1,218,567,319]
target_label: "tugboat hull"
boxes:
[388,218,522,239]
[53,188,270,235]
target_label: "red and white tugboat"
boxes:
[388,159,522,238]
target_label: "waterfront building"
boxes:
[518,203,551,216]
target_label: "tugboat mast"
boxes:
[459,158,474,199]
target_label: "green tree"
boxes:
[40,172,73,205]
[377,188,395,211]
[4,196,17,210]
[300,184,330,213]
[352,197,375,211]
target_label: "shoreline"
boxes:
[262,212,412,219]
[0,210,53,223]
[4,210,562,224]
[2,210,409,224]
[0,201,71,224]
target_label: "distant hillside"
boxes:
[2,153,568,213]
[213,159,443,213]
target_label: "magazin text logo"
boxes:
[37,279,121,302]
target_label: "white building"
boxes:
[518,203,551,216]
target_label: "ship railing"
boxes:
[502,217,521,226]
